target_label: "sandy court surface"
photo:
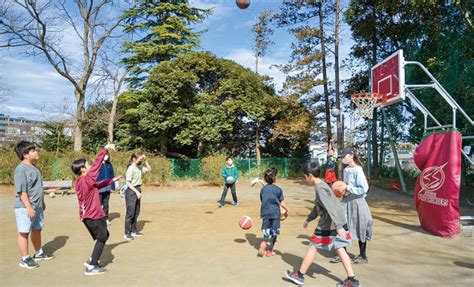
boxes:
[0,180,473,286]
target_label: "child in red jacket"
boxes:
[71,143,121,276]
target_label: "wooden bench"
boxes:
[43,180,73,195]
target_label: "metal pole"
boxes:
[367,120,371,179]
[381,107,407,194]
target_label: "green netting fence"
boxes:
[169,158,308,180]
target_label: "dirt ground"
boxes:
[0,180,473,287]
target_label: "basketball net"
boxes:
[351,93,386,119]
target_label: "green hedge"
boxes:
[0,148,308,185]
[201,154,227,186]
[0,149,171,185]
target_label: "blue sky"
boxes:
[0,0,355,121]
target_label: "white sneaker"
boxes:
[131,232,143,237]
[106,219,111,225]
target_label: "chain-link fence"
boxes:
[170,158,308,180]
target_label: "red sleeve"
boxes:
[87,148,108,182]
[96,178,114,189]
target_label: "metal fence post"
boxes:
[284,158,288,179]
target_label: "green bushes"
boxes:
[201,154,227,186]
[0,149,171,185]
[0,147,307,186]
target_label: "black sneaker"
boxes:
[33,252,55,261]
[19,257,39,269]
[285,270,304,285]
[84,265,107,276]
[124,233,134,241]
[131,232,143,237]
[336,277,361,287]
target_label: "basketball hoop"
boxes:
[351,93,386,119]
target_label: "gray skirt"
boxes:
[342,195,373,242]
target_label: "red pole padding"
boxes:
[413,130,461,238]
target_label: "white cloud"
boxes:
[224,48,286,91]
[0,53,74,120]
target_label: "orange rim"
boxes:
[351,92,387,104]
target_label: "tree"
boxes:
[0,0,128,151]
[93,49,127,143]
[133,51,279,157]
[345,0,474,177]
[274,0,333,144]
[40,121,73,153]
[122,0,210,87]
[251,11,274,165]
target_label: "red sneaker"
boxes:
[265,250,276,257]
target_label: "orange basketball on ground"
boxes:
[332,180,347,198]
[239,215,253,230]
[280,207,288,221]
[236,0,250,9]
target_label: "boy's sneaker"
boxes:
[233,202,239,207]
[124,233,134,241]
[352,255,368,264]
[19,256,39,269]
[84,265,107,276]
[285,270,304,285]
[131,232,143,237]
[218,203,224,208]
[330,256,341,263]
[32,252,54,261]
[265,250,276,257]
[336,277,361,287]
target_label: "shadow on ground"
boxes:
[43,236,69,255]
[101,241,129,266]
[109,212,121,222]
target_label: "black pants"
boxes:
[83,217,109,266]
[220,183,237,205]
[100,192,110,219]
[125,186,141,235]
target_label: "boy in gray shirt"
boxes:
[285,160,360,287]
[14,141,54,269]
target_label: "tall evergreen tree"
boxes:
[273,0,333,144]
[252,11,274,165]
[122,0,210,86]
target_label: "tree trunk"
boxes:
[108,94,119,143]
[255,51,261,166]
[318,2,331,144]
[197,138,204,157]
[334,0,342,152]
[73,90,84,152]
[256,122,261,166]
[160,137,167,154]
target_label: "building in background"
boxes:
[0,114,44,148]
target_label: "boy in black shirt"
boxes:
[258,168,289,257]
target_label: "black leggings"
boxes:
[359,241,367,259]
[100,192,110,219]
[125,186,141,234]
[220,183,237,205]
[83,218,109,266]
